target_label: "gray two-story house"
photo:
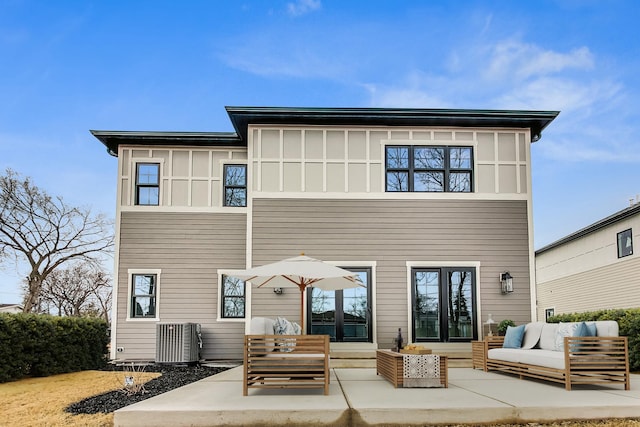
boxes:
[92,106,558,361]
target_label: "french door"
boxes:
[307,268,372,342]
[412,267,477,342]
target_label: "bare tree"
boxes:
[40,263,111,321]
[0,169,114,312]
[37,263,112,321]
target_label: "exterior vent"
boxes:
[155,323,201,364]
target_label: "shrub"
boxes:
[0,313,108,382]
[547,308,640,371]
[497,319,515,335]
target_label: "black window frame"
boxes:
[545,308,555,321]
[223,164,247,207]
[411,267,477,343]
[617,228,633,258]
[385,145,473,193]
[131,273,157,318]
[221,275,246,319]
[135,163,160,206]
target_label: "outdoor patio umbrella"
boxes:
[228,254,365,332]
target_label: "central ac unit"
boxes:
[155,322,201,364]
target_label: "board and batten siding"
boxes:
[250,198,532,347]
[117,211,246,360]
[249,126,530,196]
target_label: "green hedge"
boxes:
[0,313,108,383]
[547,308,640,371]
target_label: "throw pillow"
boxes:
[584,321,597,337]
[503,324,526,348]
[554,322,587,351]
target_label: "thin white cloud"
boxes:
[287,0,321,17]
[485,40,594,81]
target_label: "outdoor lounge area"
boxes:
[113,366,640,427]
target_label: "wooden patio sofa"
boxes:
[482,333,630,391]
[243,334,330,396]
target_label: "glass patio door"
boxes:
[307,268,372,342]
[412,267,476,342]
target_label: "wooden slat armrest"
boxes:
[485,336,505,351]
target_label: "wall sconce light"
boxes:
[500,272,513,294]
[273,287,284,295]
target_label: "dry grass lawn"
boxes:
[0,370,638,427]
[0,370,159,427]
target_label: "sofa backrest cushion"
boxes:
[595,320,619,337]
[539,323,559,350]
[521,322,544,349]
[250,317,276,335]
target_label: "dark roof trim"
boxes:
[92,106,559,157]
[226,106,559,143]
[90,131,243,157]
[536,203,640,255]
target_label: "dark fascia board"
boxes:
[536,203,640,255]
[225,106,560,143]
[91,107,559,156]
[90,130,243,157]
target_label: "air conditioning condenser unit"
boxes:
[155,322,201,364]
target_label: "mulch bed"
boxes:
[65,364,229,415]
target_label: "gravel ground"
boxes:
[65,364,229,415]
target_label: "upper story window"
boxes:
[221,275,246,318]
[135,163,160,205]
[385,146,473,192]
[224,164,247,207]
[617,228,633,258]
[131,273,157,318]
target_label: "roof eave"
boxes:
[225,106,560,143]
[536,203,640,255]
[90,130,243,157]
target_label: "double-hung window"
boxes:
[221,275,246,318]
[135,163,160,205]
[131,273,157,318]
[386,146,473,192]
[223,164,247,207]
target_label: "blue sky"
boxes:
[1,0,639,303]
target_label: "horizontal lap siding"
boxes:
[537,255,640,318]
[117,212,246,360]
[251,199,531,347]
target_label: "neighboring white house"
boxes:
[0,304,23,313]
[535,200,640,320]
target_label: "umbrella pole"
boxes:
[300,286,305,334]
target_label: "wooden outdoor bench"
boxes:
[243,334,330,396]
[483,335,630,391]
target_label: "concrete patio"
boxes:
[114,367,640,426]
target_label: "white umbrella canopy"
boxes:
[228,254,365,331]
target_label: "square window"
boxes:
[386,146,409,169]
[617,229,633,258]
[386,171,409,191]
